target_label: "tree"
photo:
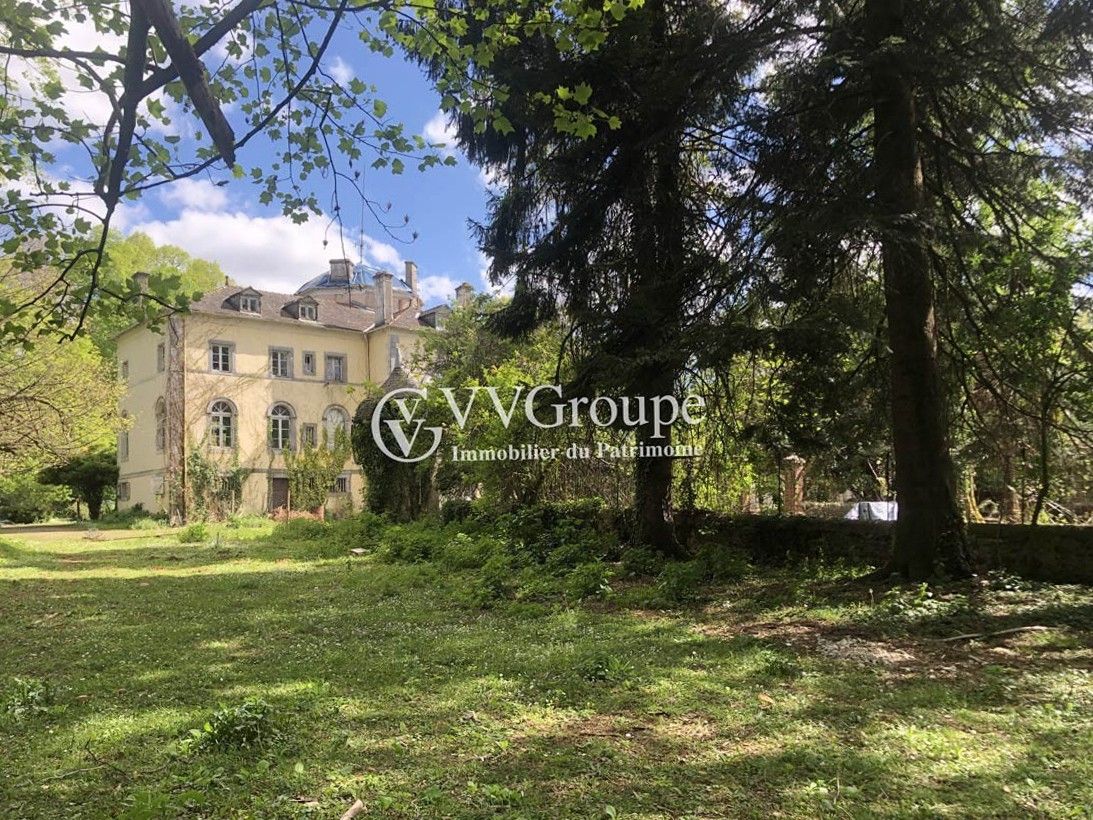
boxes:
[752,0,1093,578]
[90,232,226,356]
[0,332,124,473]
[0,0,628,345]
[40,450,118,520]
[419,0,786,554]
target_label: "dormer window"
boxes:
[299,303,317,321]
[240,294,261,313]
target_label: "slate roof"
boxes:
[189,286,378,332]
[188,286,440,333]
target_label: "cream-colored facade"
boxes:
[116,260,460,516]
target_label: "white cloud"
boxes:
[126,209,347,292]
[418,274,459,304]
[159,178,229,212]
[423,111,458,155]
[124,205,417,293]
[329,56,354,86]
[359,235,402,270]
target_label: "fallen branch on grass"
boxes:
[937,625,1050,643]
[340,799,364,820]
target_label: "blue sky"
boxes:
[45,15,495,306]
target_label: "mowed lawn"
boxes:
[1,524,1091,818]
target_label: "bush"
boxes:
[695,543,750,582]
[656,560,707,603]
[620,546,665,578]
[379,521,451,563]
[180,699,277,753]
[97,505,167,530]
[4,677,57,720]
[177,523,209,544]
[0,474,70,523]
[268,518,326,542]
[437,532,503,570]
[441,498,474,524]
[565,561,614,600]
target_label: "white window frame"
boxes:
[299,303,318,321]
[302,351,316,376]
[240,294,261,313]
[269,404,294,451]
[209,400,236,449]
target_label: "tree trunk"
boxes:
[1031,405,1051,525]
[87,490,103,520]
[634,400,681,556]
[867,0,971,580]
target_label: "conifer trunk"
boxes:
[867,0,971,579]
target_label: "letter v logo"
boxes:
[371,387,443,463]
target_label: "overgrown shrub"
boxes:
[180,699,277,753]
[269,518,327,542]
[620,546,664,577]
[437,532,503,570]
[656,560,707,603]
[565,561,614,600]
[177,523,208,544]
[441,498,474,524]
[695,543,750,582]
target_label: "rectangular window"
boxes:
[331,475,349,494]
[153,475,165,496]
[325,354,346,383]
[240,294,261,313]
[119,431,129,462]
[301,423,317,448]
[270,348,293,378]
[302,351,316,376]
[156,342,166,373]
[117,481,130,501]
[299,303,317,321]
[269,416,292,450]
[210,342,233,373]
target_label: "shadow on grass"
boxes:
[1,532,1091,817]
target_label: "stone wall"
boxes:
[684,512,1093,584]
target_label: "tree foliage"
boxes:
[39,449,118,520]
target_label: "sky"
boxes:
[46,12,497,308]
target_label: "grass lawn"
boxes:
[1,523,1091,818]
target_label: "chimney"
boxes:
[374,270,394,324]
[455,282,474,308]
[404,260,419,297]
[224,274,230,287]
[329,258,353,285]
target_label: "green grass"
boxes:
[1,524,1091,818]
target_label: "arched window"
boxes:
[209,400,235,449]
[269,403,294,451]
[323,406,348,447]
[154,398,166,452]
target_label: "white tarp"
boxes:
[845,501,898,521]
